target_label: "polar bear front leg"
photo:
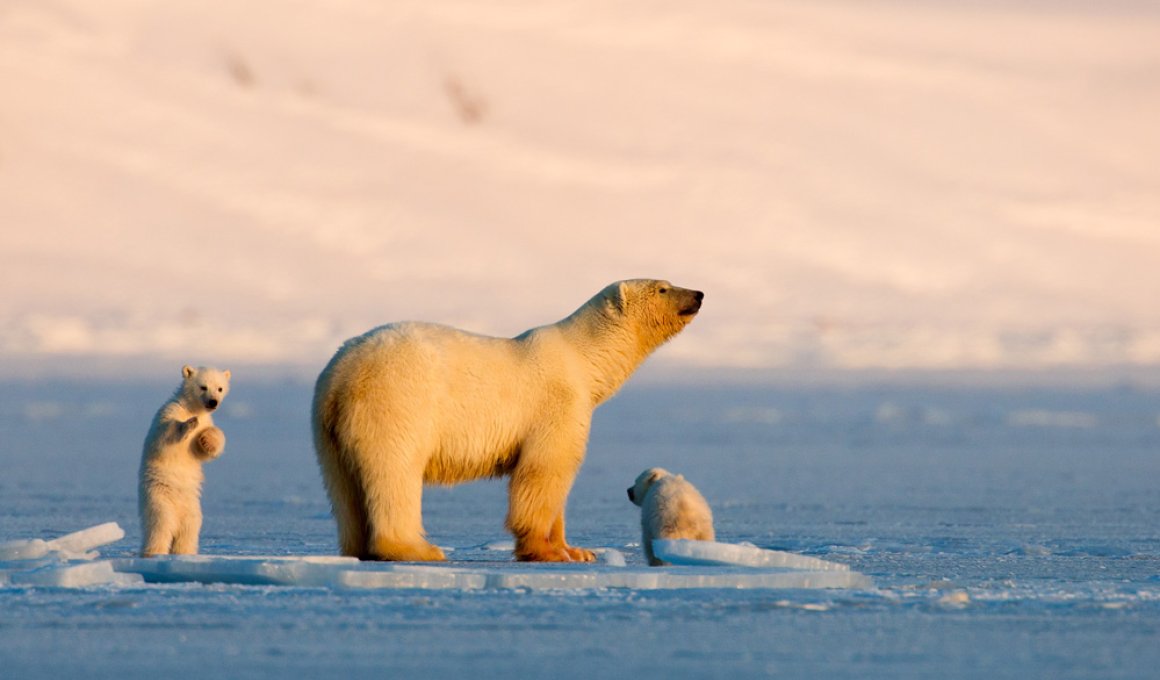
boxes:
[192,426,226,461]
[509,478,571,561]
[508,425,592,562]
[165,415,199,445]
[550,511,596,563]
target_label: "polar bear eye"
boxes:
[658,287,669,294]
[200,385,208,392]
[217,387,223,393]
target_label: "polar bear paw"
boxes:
[515,536,596,563]
[563,545,597,562]
[369,537,446,562]
[192,426,226,460]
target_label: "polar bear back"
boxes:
[318,321,589,486]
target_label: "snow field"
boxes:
[3,0,1160,376]
[2,381,1158,678]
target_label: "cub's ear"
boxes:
[182,365,195,379]
[223,369,231,381]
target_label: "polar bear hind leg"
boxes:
[140,497,178,557]
[315,429,370,558]
[170,507,202,555]
[359,441,445,562]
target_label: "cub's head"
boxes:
[600,279,703,348]
[627,467,671,507]
[180,365,231,413]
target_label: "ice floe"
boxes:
[3,523,870,591]
[652,539,853,571]
[111,540,869,591]
[111,554,871,591]
[1,522,142,587]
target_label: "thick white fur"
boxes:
[138,365,230,557]
[628,467,715,566]
[313,279,703,562]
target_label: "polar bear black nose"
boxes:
[627,488,635,502]
[206,399,218,410]
[679,290,704,316]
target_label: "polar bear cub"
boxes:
[138,365,231,557]
[627,467,715,566]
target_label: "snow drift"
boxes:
[1,1,1159,376]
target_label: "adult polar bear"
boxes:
[313,279,703,562]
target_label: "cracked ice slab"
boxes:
[1,522,142,588]
[652,539,852,571]
[46,522,125,557]
[111,555,362,587]
[8,561,143,588]
[112,554,871,590]
[0,539,51,561]
[0,522,125,561]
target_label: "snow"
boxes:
[2,379,1159,678]
[2,0,1160,377]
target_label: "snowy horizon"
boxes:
[3,0,1159,379]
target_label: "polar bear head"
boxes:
[180,365,231,413]
[627,467,671,507]
[600,279,703,349]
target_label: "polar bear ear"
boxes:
[603,282,626,315]
[182,365,195,379]
[223,369,231,381]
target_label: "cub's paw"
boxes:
[192,426,226,460]
[178,416,199,438]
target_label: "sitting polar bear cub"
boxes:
[138,365,230,557]
[628,467,715,566]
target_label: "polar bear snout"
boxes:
[678,289,704,316]
[204,398,219,411]
[628,467,667,507]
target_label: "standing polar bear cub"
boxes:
[138,365,230,557]
[313,279,703,562]
[627,467,715,566]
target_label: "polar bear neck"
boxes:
[551,307,659,406]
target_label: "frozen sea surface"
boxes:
[2,378,1159,678]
